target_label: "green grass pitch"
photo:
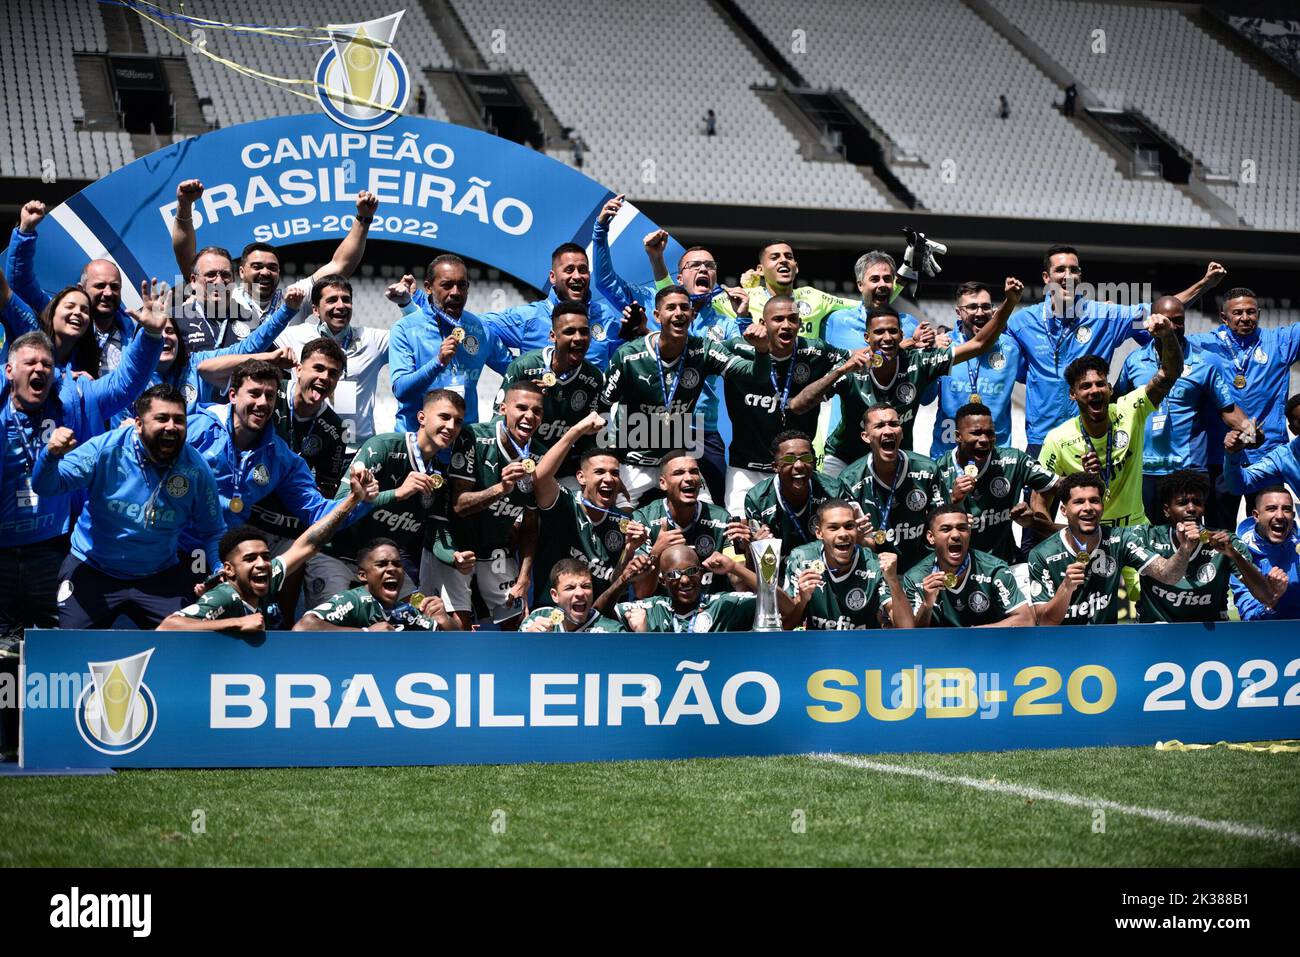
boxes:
[2,746,1297,867]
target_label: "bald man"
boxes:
[614,543,761,633]
[5,201,135,373]
[1116,294,1255,527]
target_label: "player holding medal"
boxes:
[520,560,627,633]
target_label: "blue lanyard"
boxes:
[954,326,981,397]
[664,500,701,533]
[11,411,39,475]
[318,321,355,353]
[873,454,908,534]
[769,349,797,417]
[775,483,811,543]
[544,347,582,386]
[225,415,251,502]
[931,553,971,587]
[1226,329,1256,379]
[1044,296,1079,372]
[1076,414,1116,491]
[689,285,725,312]
[651,333,683,413]
[579,496,633,524]
[674,596,706,633]
[498,422,531,463]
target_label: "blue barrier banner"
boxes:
[17,624,1300,769]
[10,115,681,308]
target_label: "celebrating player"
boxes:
[158,464,377,632]
[615,544,759,633]
[295,538,454,632]
[783,499,914,630]
[520,560,627,633]
[900,504,1032,627]
[743,430,847,558]
[1231,486,1300,620]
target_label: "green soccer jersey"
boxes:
[933,447,1059,564]
[306,586,438,630]
[838,451,942,569]
[448,421,551,560]
[722,337,851,469]
[331,431,450,561]
[633,498,734,593]
[743,473,847,557]
[250,382,349,539]
[784,542,894,630]
[501,347,604,470]
[597,332,768,465]
[826,346,952,462]
[175,557,287,625]
[614,592,756,633]
[534,487,632,601]
[746,284,859,340]
[1130,524,1248,623]
[521,606,627,633]
[1027,528,1157,625]
[900,549,1027,627]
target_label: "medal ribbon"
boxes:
[651,333,684,414]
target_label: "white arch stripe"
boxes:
[47,205,144,310]
[809,752,1300,847]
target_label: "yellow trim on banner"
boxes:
[1156,739,1300,754]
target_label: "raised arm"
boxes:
[171,180,202,278]
[533,411,605,509]
[278,466,377,576]
[1141,314,1186,409]
[386,277,457,405]
[591,194,638,309]
[1221,438,1286,496]
[1138,524,1194,585]
[788,350,868,415]
[83,279,168,416]
[1174,261,1227,308]
[0,268,40,341]
[951,277,1022,364]
[5,202,54,312]
[30,427,98,496]
[312,192,378,281]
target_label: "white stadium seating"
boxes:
[991,0,1300,232]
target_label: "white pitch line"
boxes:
[809,752,1300,848]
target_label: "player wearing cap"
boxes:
[1028,473,1197,626]
[520,560,627,633]
[933,403,1057,564]
[783,499,913,630]
[900,504,1031,628]
[296,538,454,632]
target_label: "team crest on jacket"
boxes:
[604,528,624,552]
[571,391,589,411]
[989,352,1006,369]
[990,476,1011,498]
[592,324,608,342]
[906,489,928,511]
[694,533,716,556]
[680,368,701,390]
[845,587,867,611]
[896,382,916,404]
[793,362,811,384]
[1075,326,1092,344]
[251,464,271,485]
[796,300,813,317]
[1095,553,1117,576]
[165,474,190,498]
[969,591,990,613]
[452,452,466,470]
[1113,430,1130,450]
[1195,562,1217,586]
[302,435,322,457]
[183,383,198,405]
[463,335,480,356]
[693,611,713,632]
[232,321,250,340]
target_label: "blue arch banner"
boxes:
[17,623,1300,768]
[10,115,682,307]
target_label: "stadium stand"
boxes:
[138,0,453,128]
[446,0,893,210]
[735,0,1219,226]
[992,0,1300,232]
[0,0,135,179]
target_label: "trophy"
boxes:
[749,538,783,632]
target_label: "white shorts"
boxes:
[620,462,714,508]
[821,454,850,478]
[421,548,524,623]
[724,466,771,516]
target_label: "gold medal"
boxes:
[944,572,958,589]
[541,371,558,388]
[963,463,979,479]
[408,592,426,609]
[520,457,536,474]
[969,393,981,405]
[1198,528,1211,544]
[1076,551,1089,565]
[1233,374,1247,389]
[873,529,887,545]
[870,352,884,368]
[229,496,244,514]
[1294,542,1300,556]
[548,608,565,626]
[618,518,631,533]
[810,560,825,575]
[450,327,466,342]
[429,472,445,490]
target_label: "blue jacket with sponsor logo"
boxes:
[1232,516,1300,621]
[31,425,223,578]
[478,284,627,370]
[0,324,163,547]
[389,295,510,432]
[180,403,363,554]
